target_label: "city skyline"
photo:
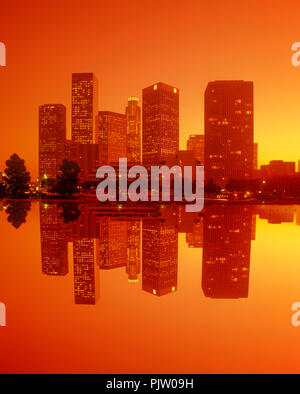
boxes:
[1,1,300,180]
[3,0,300,375]
[2,70,300,187]
[36,73,300,193]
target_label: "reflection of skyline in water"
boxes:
[37,202,256,304]
[202,206,253,299]
[2,201,297,305]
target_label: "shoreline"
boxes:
[1,197,300,206]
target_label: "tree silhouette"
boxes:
[0,176,7,198]
[59,202,81,223]
[4,154,31,198]
[5,202,31,229]
[54,159,81,198]
[205,179,221,197]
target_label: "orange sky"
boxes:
[0,0,300,178]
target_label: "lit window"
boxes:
[154,84,157,90]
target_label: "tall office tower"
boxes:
[73,238,99,305]
[126,220,141,283]
[187,134,205,165]
[142,82,179,166]
[142,218,178,296]
[126,97,142,164]
[205,81,254,188]
[39,104,66,180]
[64,141,99,181]
[67,205,99,240]
[72,73,98,144]
[253,142,258,170]
[186,217,204,248]
[40,203,68,276]
[98,111,127,165]
[99,218,127,269]
[202,205,253,299]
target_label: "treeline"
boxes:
[0,154,81,199]
[227,176,300,198]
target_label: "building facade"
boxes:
[126,97,141,164]
[142,219,178,296]
[205,80,254,188]
[260,160,296,179]
[39,104,66,180]
[202,205,253,299]
[64,141,99,181]
[98,111,127,165]
[72,73,98,144]
[253,142,258,170]
[142,82,179,166]
[187,134,205,165]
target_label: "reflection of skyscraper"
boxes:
[202,205,253,299]
[39,104,66,180]
[126,220,141,283]
[255,205,294,224]
[296,207,300,226]
[126,97,141,164]
[73,238,99,304]
[40,203,68,275]
[99,219,127,269]
[72,73,98,144]
[205,81,254,188]
[187,134,204,165]
[98,111,127,165]
[186,217,203,248]
[142,219,178,296]
[142,82,179,165]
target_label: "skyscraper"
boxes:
[142,82,179,166]
[187,134,205,165]
[253,142,258,170]
[99,218,127,269]
[73,238,99,305]
[40,203,68,276]
[186,217,203,248]
[142,218,178,296]
[205,80,254,188]
[126,220,141,283]
[202,205,253,299]
[64,141,99,181]
[72,73,98,144]
[98,111,127,165]
[39,104,66,180]
[126,97,141,164]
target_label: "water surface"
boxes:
[0,201,300,373]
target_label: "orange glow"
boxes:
[0,203,300,372]
[2,0,300,375]
[1,1,300,178]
